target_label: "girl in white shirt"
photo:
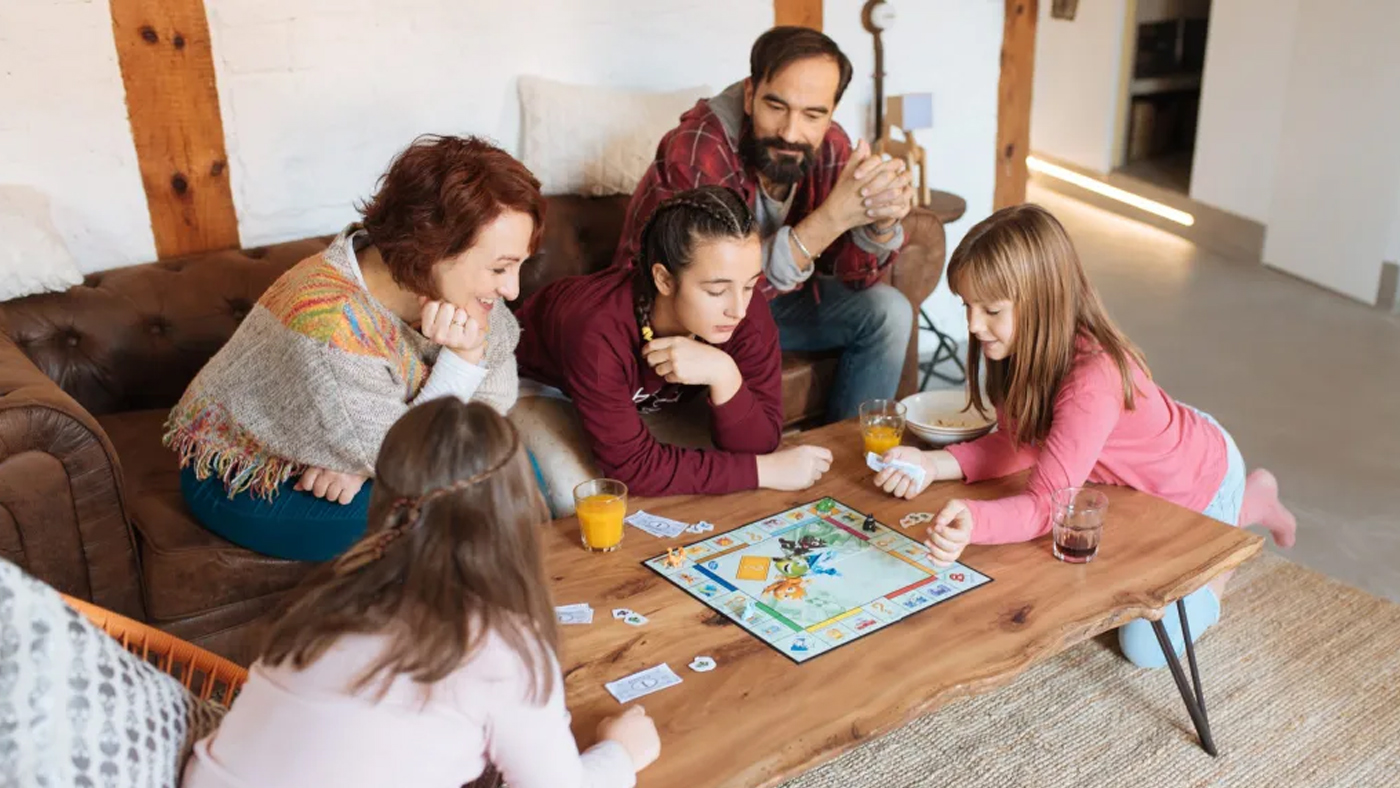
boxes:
[184,398,660,788]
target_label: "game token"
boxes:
[662,548,685,568]
[862,513,877,532]
[900,512,934,528]
[815,498,834,514]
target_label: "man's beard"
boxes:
[740,131,815,186]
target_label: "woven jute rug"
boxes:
[783,552,1400,787]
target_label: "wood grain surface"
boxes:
[546,419,1261,788]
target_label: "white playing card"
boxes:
[625,511,689,538]
[866,451,927,488]
[624,512,663,537]
[611,608,634,620]
[555,604,594,625]
[606,664,683,703]
[647,514,690,536]
[623,612,648,626]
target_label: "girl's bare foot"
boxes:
[1240,469,1297,548]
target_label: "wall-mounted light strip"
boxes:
[1026,156,1196,226]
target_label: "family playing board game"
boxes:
[82,22,1298,788]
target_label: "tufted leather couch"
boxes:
[0,195,945,664]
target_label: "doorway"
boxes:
[1114,0,1210,194]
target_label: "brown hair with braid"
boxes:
[260,398,558,702]
[633,185,757,339]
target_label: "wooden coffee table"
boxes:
[543,420,1261,787]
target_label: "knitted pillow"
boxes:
[518,75,711,196]
[0,560,227,787]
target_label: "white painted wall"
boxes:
[1029,0,1129,174]
[1388,198,1400,265]
[0,0,155,272]
[1261,0,1400,305]
[207,0,770,248]
[825,0,1004,342]
[2,0,1005,333]
[1188,0,1299,223]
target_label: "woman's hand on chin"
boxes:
[420,297,490,364]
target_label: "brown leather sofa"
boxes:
[0,195,945,664]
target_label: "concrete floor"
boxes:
[924,186,1400,602]
[1114,151,1194,195]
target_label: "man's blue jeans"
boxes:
[769,277,913,423]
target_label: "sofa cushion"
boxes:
[781,351,840,427]
[519,76,711,196]
[95,410,313,624]
[516,195,632,305]
[0,186,84,301]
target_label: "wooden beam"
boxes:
[994,0,1038,210]
[110,0,239,259]
[775,0,822,30]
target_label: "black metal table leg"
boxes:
[917,308,966,389]
[1150,597,1218,756]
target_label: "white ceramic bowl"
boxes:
[898,390,995,447]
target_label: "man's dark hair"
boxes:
[750,26,854,105]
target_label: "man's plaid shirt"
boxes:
[612,95,900,301]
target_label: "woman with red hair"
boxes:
[165,135,546,561]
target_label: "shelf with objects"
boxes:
[1115,1,1211,195]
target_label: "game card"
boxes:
[625,511,690,538]
[866,451,927,488]
[555,603,593,625]
[605,664,683,703]
[736,555,772,581]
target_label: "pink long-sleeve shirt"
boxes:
[946,344,1228,545]
[183,631,634,788]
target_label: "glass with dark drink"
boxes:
[1052,487,1108,563]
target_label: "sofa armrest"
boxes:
[887,207,949,398]
[0,335,144,618]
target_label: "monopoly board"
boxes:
[644,498,993,663]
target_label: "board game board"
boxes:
[644,498,993,663]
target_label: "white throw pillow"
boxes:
[0,186,84,301]
[519,76,712,197]
[0,559,227,788]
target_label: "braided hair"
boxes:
[330,426,521,576]
[634,185,757,341]
[260,398,559,704]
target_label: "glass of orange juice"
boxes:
[573,479,627,552]
[860,399,907,456]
